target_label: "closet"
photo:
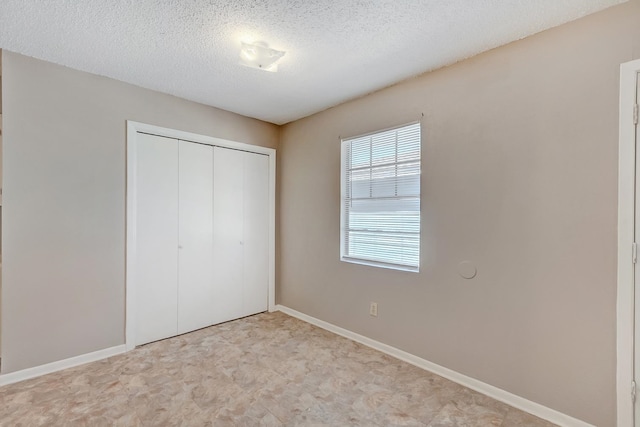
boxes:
[132,131,270,346]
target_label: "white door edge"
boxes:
[617,58,640,427]
[125,121,277,351]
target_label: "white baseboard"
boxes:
[275,304,594,427]
[0,345,127,387]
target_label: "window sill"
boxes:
[340,257,419,273]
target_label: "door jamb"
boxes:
[618,58,640,427]
[125,121,277,352]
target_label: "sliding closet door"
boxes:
[243,152,269,315]
[135,133,179,345]
[132,133,271,346]
[213,148,270,321]
[212,147,245,323]
[177,141,215,334]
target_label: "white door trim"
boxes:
[125,121,277,351]
[618,58,640,427]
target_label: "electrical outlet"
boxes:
[369,302,378,317]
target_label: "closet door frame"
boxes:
[125,120,276,351]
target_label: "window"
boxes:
[340,122,421,272]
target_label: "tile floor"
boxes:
[0,312,557,426]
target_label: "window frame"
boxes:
[339,121,421,273]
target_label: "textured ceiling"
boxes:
[0,0,626,124]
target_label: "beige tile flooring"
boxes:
[0,312,557,426]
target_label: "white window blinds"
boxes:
[341,122,421,271]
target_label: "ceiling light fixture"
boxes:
[239,41,285,72]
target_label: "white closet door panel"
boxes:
[178,141,215,334]
[243,152,269,315]
[212,147,244,323]
[135,133,179,345]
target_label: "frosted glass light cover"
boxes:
[239,41,285,72]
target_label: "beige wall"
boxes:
[278,2,640,426]
[0,50,278,373]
